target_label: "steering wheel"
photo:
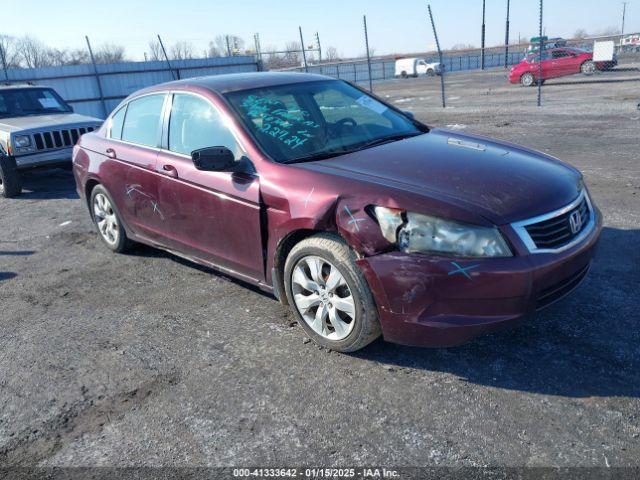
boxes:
[335,117,358,129]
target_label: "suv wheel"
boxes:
[0,155,23,198]
[284,233,381,352]
[90,185,131,253]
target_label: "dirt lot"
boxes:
[1,65,639,471]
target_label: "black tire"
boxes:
[401,71,408,78]
[284,233,381,352]
[89,184,131,253]
[0,155,22,198]
[581,60,595,75]
[426,69,435,77]
[520,72,535,87]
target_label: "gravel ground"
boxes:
[1,64,639,472]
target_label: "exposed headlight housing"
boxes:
[13,135,32,148]
[373,207,512,258]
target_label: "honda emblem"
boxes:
[569,211,582,234]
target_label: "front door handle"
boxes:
[160,164,179,178]
[105,148,116,159]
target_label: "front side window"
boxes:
[0,88,72,118]
[168,93,241,157]
[225,80,423,164]
[121,94,165,147]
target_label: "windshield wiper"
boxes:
[282,132,423,165]
[354,132,423,150]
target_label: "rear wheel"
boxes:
[90,185,131,253]
[581,60,595,75]
[520,72,535,87]
[0,155,22,198]
[400,71,408,78]
[284,233,381,352]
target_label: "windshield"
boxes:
[225,80,424,163]
[0,88,72,118]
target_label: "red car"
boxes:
[509,47,615,86]
[73,73,602,352]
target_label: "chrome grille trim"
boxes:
[511,190,596,254]
[29,126,97,152]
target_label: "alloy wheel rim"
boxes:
[291,255,356,341]
[93,193,119,246]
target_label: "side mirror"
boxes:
[192,146,235,171]
[403,110,415,120]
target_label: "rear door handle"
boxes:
[105,148,116,159]
[160,164,179,178]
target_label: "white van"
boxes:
[394,58,443,78]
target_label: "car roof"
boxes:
[0,83,45,90]
[139,72,335,96]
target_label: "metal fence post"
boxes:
[428,5,446,108]
[0,41,9,81]
[315,32,322,63]
[363,15,373,92]
[537,0,543,107]
[158,35,178,80]
[504,0,511,68]
[85,36,108,118]
[481,0,486,69]
[299,27,308,72]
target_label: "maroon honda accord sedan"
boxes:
[72,72,602,352]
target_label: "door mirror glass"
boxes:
[191,146,235,171]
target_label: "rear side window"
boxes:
[109,106,126,140]
[121,94,165,147]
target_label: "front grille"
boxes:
[524,196,590,250]
[535,263,590,310]
[31,126,95,151]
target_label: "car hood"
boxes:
[300,129,582,225]
[0,113,103,133]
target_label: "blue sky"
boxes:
[4,0,637,59]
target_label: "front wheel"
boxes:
[0,155,22,198]
[284,233,381,352]
[520,72,535,87]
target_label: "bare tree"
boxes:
[18,36,53,69]
[451,43,476,51]
[95,44,126,63]
[207,41,222,57]
[573,29,589,39]
[66,49,90,65]
[324,46,341,62]
[0,35,22,69]
[283,41,302,66]
[212,35,245,56]
[170,41,195,60]
[148,39,164,61]
[597,26,622,36]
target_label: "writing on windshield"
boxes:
[240,95,320,150]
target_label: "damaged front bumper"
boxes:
[356,209,602,347]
